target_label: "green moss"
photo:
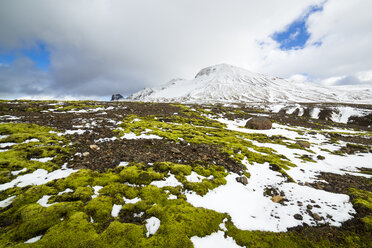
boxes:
[169,164,192,176]
[100,183,139,203]
[6,202,82,242]
[116,115,297,175]
[0,123,72,175]
[349,188,372,230]
[119,165,165,185]
[54,101,104,112]
[85,195,113,224]
[30,212,100,248]
[100,221,145,247]
[11,185,57,209]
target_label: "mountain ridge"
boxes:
[127,64,372,104]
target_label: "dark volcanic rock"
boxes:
[294,214,303,220]
[236,176,248,185]
[245,117,272,130]
[111,94,124,101]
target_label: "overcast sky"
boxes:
[0,0,372,100]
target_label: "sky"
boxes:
[0,0,372,100]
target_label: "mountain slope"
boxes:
[128,64,372,104]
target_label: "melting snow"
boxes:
[11,168,27,176]
[118,161,129,167]
[37,195,56,207]
[191,231,243,248]
[0,142,16,148]
[0,164,77,191]
[92,186,103,198]
[186,171,210,183]
[24,235,43,244]
[122,132,162,140]
[151,174,182,188]
[186,161,356,232]
[58,188,74,195]
[123,196,141,204]
[111,204,122,217]
[0,195,16,208]
[23,138,40,143]
[31,157,54,163]
[145,217,161,237]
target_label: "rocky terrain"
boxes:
[0,100,371,247]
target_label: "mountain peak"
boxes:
[195,63,259,78]
[127,64,372,104]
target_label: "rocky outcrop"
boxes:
[245,117,272,130]
[111,94,124,101]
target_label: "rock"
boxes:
[82,152,90,157]
[170,147,181,154]
[312,213,322,221]
[317,155,325,160]
[294,214,303,220]
[307,204,313,210]
[271,195,283,203]
[236,176,248,185]
[111,94,124,101]
[245,117,272,130]
[90,144,99,150]
[297,201,303,207]
[296,141,310,148]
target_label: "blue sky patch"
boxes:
[272,4,324,50]
[0,41,50,70]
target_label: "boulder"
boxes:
[245,117,272,130]
[296,141,310,148]
[111,94,124,101]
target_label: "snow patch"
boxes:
[150,174,182,188]
[24,235,43,244]
[145,217,161,237]
[191,231,243,248]
[0,164,77,191]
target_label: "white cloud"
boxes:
[260,0,372,82]
[0,0,370,99]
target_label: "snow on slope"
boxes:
[128,64,372,104]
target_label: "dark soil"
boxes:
[69,138,243,174]
[310,172,372,195]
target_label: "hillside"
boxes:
[128,64,372,104]
[0,100,371,247]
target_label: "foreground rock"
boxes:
[245,117,272,130]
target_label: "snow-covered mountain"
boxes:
[128,64,372,104]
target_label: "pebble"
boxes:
[271,195,283,203]
[90,145,99,150]
[312,213,322,221]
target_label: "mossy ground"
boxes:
[0,100,371,247]
[0,123,71,184]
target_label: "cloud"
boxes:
[0,0,371,99]
[0,57,52,99]
[259,0,372,81]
